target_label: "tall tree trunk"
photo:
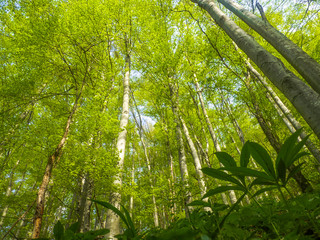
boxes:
[131,93,159,226]
[32,90,82,238]
[179,116,207,198]
[218,0,320,94]
[191,0,320,140]
[169,83,193,216]
[77,173,93,232]
[105,54,130,239]
[194,79,236,204]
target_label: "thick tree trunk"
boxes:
[77,173,93,232]
[106,54,130,239]
[32,92,81,238]
[191,0,320,140]
[218,0,320,95]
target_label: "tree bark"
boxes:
[194,79,237,204]
[106,54,130,239]
[169,83,193,216]
[191,0,320,140]
[131,94,159,227]
[32,91,81,238]
[218,0,320,95]
[180,116,207,198]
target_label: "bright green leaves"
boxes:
[202,130,309,200]
[91,200,138,239]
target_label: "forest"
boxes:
[1,0,320,239]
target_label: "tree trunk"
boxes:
[32,91,81,238]
[106,54,130,239]
[169,83,193,216]
[191,0,320,140]
[218,0,320,95]
[180,116,207,198]
[194,79,236,204]
[131,93,159,226]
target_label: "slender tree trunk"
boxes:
[32,91,82,238]
[131,94,159,226]
[218,0,320,94]
[191,0,320,140]
[180,116,207,198]
[194,79,236,204]
[169,83,193,216]
[106,54,130,239]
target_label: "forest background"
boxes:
[1,0,320,239]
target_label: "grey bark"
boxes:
[191,0,320,140]
[218,0,320,95]
[106,54,130,239]
[180,116,208,198]
[169,83,193,216]
[194,79,237,204]
[131,96,159,227]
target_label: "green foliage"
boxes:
[39,221,109,240]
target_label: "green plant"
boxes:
[38,221,109,240]
[91,199,141,240]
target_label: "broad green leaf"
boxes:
[240,142,250,168]
[277,158,286,184]
[121,204,136,236]
[219,166,274,181]
[91,200,130,230]
[288,152,310,166]
[53,221,64,240]
[251,186,277,198]
[286,162,305,184]
[276,128,303,167]
[202,186,245,199]
[215,152,237,167]
[187,200,211,207]
[201,168,242,186]
[247,141,276,178]
[67,222,80,233]
[249,178,276,188]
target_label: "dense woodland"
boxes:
[1,0,320,239]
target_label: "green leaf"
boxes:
[277,158,286,184]
[286,162,305,183]
[53,221,64,240]
[251,186,277,198]
[202,186,245,199]
[121,204,136,237]
[215,152,237,167]
[240,142,250,168]
[219,166,274,181]
[91,200,130,230]
[201,168,242,186]
[187,200,211,207]
[67,222,80,233]
[247,141,276,178]
[276,128,303,168]
[249,178,276,188]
